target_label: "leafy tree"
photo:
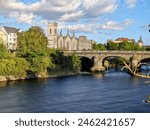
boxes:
[17,26,54,75]
[106,40,144,51]
[49,49,80,72]
[28,56,54,75]
[0,58,29,77]
[107,41,119,50]
[92,43,106,50]
[134,43,145,51]
[17,26,48,57]
[119,41,135,50]
[49,49,64,65]
[0,42,12,59]
[67,54,81,72]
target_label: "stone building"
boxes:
[108,37,144,47]
[0,26,21,51]
[47,22,92,50]
[108,37,135,44]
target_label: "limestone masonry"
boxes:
[47,22,94,50]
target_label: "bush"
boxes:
[0,58,29,77]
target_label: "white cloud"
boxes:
[101,19,134,30]
[101,21,124,30]
[9,12,36,24]
[58,23,99,33]
[83,0,118,17]
[0,0,118,23]
[58,18,134,33]
[124,0,137,8]
[59,11,84,22]
[123,19,134,25]
[0,0,134,36]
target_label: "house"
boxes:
[0,26,21,51]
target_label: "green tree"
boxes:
[92,43,106,50]
[0,42,12,59]
[17,26,54,76]
[134,43,145,51]
[49,49,80,73]
[28,56,53,75]
[119,41,135,50]
[107,41,119,50]
[0,58,29,77]
[17,26,48,57]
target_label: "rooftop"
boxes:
[3,26,20,33]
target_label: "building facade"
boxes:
[108,37,144,47]
[0,26,21,51]
[108,37,135,44]
[47,22,93,50]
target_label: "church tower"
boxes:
[138,36,143,47]
[47,22,58,48]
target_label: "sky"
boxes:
[0,0,150,44]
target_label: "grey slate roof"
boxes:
[3,26,20,33]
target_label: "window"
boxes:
[50,29,51,34]
[10,38,11,41]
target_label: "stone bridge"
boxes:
[64,50,150,71]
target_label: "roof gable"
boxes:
[3,26,20,33]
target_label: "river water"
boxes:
[0,72,150,113]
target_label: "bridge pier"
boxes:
[91,55,105,72]
[64,50,150,73]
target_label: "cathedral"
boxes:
[47,22,93,50]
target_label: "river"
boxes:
[0,72,150,113]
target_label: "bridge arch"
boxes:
[80,56,94,72]
[140,56,150,62]
[64,50,150,72]
[102,56,128,70]
[101,54,129,62]
[102,56,127,65]
[140,58,150,64]
[101,55,130,69]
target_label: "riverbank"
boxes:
[0,71,80,82]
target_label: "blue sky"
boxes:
[0,0,150,44]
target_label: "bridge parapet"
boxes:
[64,50,150,54]
[64,50,150,72]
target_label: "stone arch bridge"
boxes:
[64,50,150,71]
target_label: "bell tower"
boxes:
[48,22,58,48]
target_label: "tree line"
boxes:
[0,26,81,78]
[92,40,145,51]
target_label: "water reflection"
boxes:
[0,72,150,112]
[0,82,7,88]
[92,73,104,79]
